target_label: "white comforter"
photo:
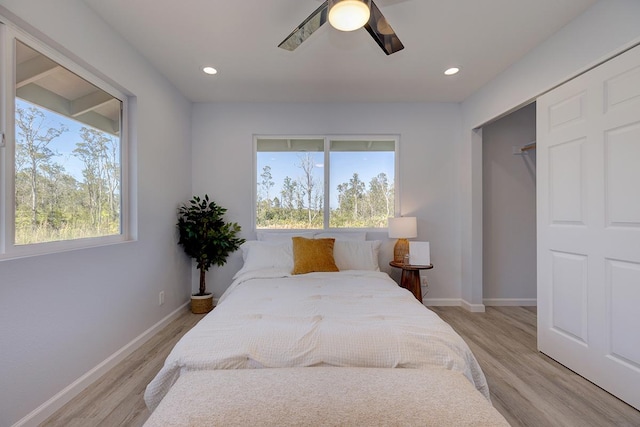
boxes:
[144,270,489,410]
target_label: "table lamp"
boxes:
[388,216,417,263]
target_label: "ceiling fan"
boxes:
[278,0,404,55]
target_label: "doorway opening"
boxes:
[481,103,537,307]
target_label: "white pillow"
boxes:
[239,237,380,275]
[333,240,381,271]
[314,231,367,241]
[234,240,293,278]
[257,231,316,241]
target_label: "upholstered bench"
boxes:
[144,367,509,426]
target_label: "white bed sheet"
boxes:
[144,270,489,410]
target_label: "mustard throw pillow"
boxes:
[291,237,339,275]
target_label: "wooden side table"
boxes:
[389,261,433,302]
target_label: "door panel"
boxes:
[550,251,588,344]
[538,44,640,410]
[605,123,640,226]
[549,139,587,225]
[607,259,640,367]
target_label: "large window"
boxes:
[1,24,129,257]
[255,136,397,230]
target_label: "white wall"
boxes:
[5,0,640,424]
[191,102,463,304]
[460,0,640,307]
[0,1,193,426]
[482,103,536,304]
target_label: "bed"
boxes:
[144,237,506,425]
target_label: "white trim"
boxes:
[423,298,462,307]
[0,22,8,253]
[12,303,189,427]
[483,298,537,306]
[422,298,486,313]
[461,299,486,313]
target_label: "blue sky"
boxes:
[257,150,394,209]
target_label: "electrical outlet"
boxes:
[159,291,165,306]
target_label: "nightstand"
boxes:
[389,261,433,302]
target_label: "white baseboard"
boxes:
[461,299,486,313]
[13,303,190,427]
[423,298,486,313]
[483,298,537,306]
[423,298,462,307]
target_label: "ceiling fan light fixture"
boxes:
[328,0,371,32]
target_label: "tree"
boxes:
[15,106,67,229]
[257,165,275,221]
[280,176,296,210]
[103,135,120,225]
[74,129,102,226]
[368,172,393,219]
[333,172,393,228]
[260,165,274,206]
[347,173,365,220]
[296,153,322,224]
[73,127,120,231]
[40,162,77,229]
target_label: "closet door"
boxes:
[537,44,640,410]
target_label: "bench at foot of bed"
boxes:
[144,367,508,426]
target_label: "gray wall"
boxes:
[191,102,463,304]
[482,104,537,304]
[0,1,193,425]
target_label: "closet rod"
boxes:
[520,141,536,152]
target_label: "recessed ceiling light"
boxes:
[203,67,218,75]
[444,67,460,76]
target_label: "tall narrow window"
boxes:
[255,136,396,230]
[14,40,122,245]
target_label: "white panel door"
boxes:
[537,44,640,410]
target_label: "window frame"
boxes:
[253,134,399,232]
[0,19,132,260]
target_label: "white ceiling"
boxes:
[82,0,598,103]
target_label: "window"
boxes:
[1,23,129,257]
[255,136,397,230]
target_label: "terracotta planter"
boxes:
[191,293,214,314]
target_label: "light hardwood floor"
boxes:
[42,306,640,426]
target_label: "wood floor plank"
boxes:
[42,306,640,426]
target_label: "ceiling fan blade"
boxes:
[278,1,329,51]
[364,0,404,55]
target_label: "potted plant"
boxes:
[177,194,245,313]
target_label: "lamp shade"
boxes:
[388,217,417,239]
[328,0,371,32]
